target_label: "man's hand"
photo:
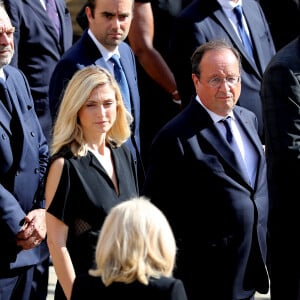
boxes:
[16,209,46,250]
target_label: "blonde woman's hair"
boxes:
[51,65,133,156]
[89,197,177,286]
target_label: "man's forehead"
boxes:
[0,12,13,29]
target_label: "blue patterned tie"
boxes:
[46,0,61,39]
[233,5,254,59]
[110,54,131,112]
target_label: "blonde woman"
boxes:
[71,197,188,300]
[45,66,139,300]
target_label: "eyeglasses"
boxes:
[207,76,241,88]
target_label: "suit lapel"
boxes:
[242,0,265,75]
[234,109,263,158]
[192,102,252,187]
[233,109,265,187]
[94,57,110,69]
[0,102,12,134]
[202,122,251,185]
[5,73,26,156]
[118,48,135,99]
[24,0,61,44]
[118,44,139,127]
[83,32,103,65]
[55,0,68,50]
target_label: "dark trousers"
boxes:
[30,257,50,300]
[0,266,34,300]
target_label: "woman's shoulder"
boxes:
[50,146,73,163]
[71,274,105,300]
[148,276,188,299]
[149,276,184,289]
[71,275,187,300]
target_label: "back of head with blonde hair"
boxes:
[90,196,177,286]
[51,65,133,156]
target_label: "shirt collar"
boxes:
[87,29,120,62]
[0,68,6,80]
[195,95,234,123]
[217,0,242,10]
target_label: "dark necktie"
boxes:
[46,0,61,39]
[110,54,131,112]
[0,78,22,162]
[0,78,12,113]
[220,117,250,182]
[233,5,254,59]
[222,117,234,144]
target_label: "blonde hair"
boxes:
[90,197,177,286]
[51,65,133,156]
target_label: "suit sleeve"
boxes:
[262,64,300,160]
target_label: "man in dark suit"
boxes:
[261,28,300,299]
[4,1,72,298]
[142,40,269,300]
[5,0,73,144]
[169,0,276,141]
[49,0,144,187]
[0,2,49,300]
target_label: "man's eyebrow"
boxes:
[101,11,115,16]
[0,26,15,34]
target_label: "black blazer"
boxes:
[142,99,269,299]
[71,274,188,300]
[169,0,276,139]
[5,0,73,143]
[261,36,300,214]
[0,65,48,272]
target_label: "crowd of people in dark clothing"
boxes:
[0,0,300,299]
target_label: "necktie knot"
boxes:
[233,5,243,26]
[110,54,121,67]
